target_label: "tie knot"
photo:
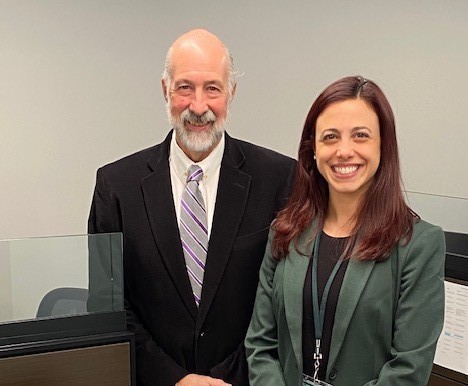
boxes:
[187,165,204,183]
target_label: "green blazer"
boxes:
[245,220,445,386]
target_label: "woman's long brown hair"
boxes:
[272,76,417,261]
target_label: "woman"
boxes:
[245,76,445,386]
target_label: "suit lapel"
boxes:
[284,225,316,368]
[141,132,197,320]
[327,257,375,372]
[196,134,251,328]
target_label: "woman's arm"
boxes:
[245,230,288,386]
[363,225,446,386]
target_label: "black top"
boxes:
[302,232,349,380]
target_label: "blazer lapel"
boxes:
[327,257,376,372]
[196,134,251,328]
[284,224,316,369]
[141,132,197,320]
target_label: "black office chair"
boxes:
[36,287,89,318]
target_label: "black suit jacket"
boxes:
[88,131,295,386]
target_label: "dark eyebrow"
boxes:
[321,128,340,134]
[352,126,371,132]
[319,127,371,137]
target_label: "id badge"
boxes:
[302,373,334,386]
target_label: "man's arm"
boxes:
[88,168,190,386]
[209,341,249,385]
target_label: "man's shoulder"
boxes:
[96,142,165,183]
[98,131,172,175]
[101,145,158,169]
[229,136,295,167]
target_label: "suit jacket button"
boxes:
[329,368,337,380]
[199,331,205,338]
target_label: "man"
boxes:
[88,29,295,386]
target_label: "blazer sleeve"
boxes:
[245,229,288,386]
[88,168,189,386]
[363,225,445,386]
[210,341,249,385]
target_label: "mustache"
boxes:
[180,109,216,125]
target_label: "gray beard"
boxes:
[168,107,228,154]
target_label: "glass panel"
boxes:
[0,233,123,324]
[406,191,468,234]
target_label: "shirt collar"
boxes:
[169,131,225,184]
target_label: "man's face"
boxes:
[163,43,231,161]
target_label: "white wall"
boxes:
[1,0,467,239]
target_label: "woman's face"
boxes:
[315,98,381,202]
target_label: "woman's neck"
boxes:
[324,193,360,237]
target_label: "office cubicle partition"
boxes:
[429,231,468,386]
[0,233,135,386]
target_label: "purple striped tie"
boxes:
[180,165,208,307]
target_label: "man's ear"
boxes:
[162,78,168,102]
[230,82,237,101]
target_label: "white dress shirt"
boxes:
[169,132,225,239]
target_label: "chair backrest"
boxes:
[36,287,89,318]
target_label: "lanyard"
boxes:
[311,230,344,381]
